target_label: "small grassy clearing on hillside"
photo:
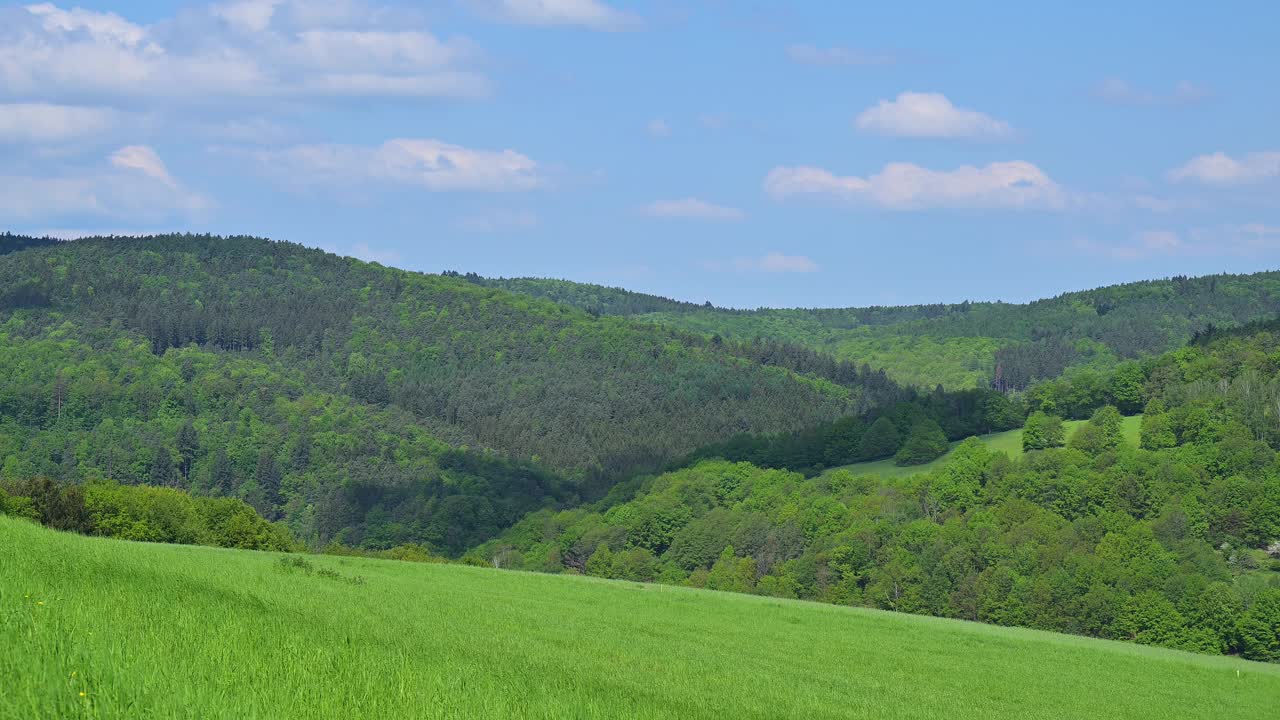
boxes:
[832,415,1143,479]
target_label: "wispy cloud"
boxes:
[111,145,175,186]
[698,113,730,129]
[468,0,642,30]
[705,253,819,273]
[786,44,896,66]
[1074,223,1280,260]
[0,1,490,106]
[455,209,539,232]
[765,161,1063,210]
[241,139,544,193]
[643,198,744,221]
[1093,77,1210,107]
[0,145,210,221]
[854,92,1013,140]
[350,241,402,265]
[1168,151,1280,185]
[0,103,122,143]
[646,118,671,137]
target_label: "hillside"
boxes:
[477,323,1280,660]
[830,415,1142,479]
[0,235,882,479]
[0,234,901,550]
[479,272,1280,389]
[3,516,1277,720]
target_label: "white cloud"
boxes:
[350,241,401,265]
[1167,151,1280,185]
[786,44,896,66]
[646,118,670,137]
[469,0,641,30]
[194,117,293,144]
[1093,77,1209,107]
[0,2,489,106]
[0,103,120,143]
[1136,229,1181,252]
[110,145,175,186]
[455,209,539,232]
[211,0,283,34]
[705,253,819,273]
[245,138,543,192]
[26,2,150,47]
[1075,224,1280,260]
[643,198,744,221]
[698,113,729,129]
[0,146,210,221]
[764,161,1063,210]
[1073,231,1184,261]
[749,253,818,273]
[855,92,1013,140]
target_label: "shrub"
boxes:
[895,419,949,466]
[1022,412,1065,451]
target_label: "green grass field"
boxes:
[833,415,1143,479]
[3,514,1276,720]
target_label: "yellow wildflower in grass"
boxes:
[36,601,44,605]
[79,692,86,697]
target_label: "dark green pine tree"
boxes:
[210,447,235,494]
[254,449,283,517]
[149,444,177,487]
[289,433,311,472]
[176,419,200,482]
[857,416,902,460]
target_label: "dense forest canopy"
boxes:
[0,234,894,480]
[481,272,1280,390]
[0,233,907,552]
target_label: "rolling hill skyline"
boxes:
[2,1,1278,307]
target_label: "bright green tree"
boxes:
[1022,411,1065,451]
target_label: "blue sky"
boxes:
[2,0,1278,307]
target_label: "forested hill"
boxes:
[475,320,1280,663]
[465,275,707,316]
[0,232,58,257]
[481,272,1280,390]
[0,234,919,552]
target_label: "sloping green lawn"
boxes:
[2,512,1275,720]
[832,415,1143,479]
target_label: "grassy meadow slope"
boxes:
[3,516,1277,720]
[832,414,1143,479]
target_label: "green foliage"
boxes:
[487,271,1280,390]
[1140,400,1178,450]
[1068,406,1126,455]
[1,478,294,551]
[1022,411,1065,451]
[894,419,949,466]
[680,387,1024,476]
[0,326,570,554]
[1238,589,1280,662]
[478,337,1280,662]
[858,417,902,460]
[0,234,870,484]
